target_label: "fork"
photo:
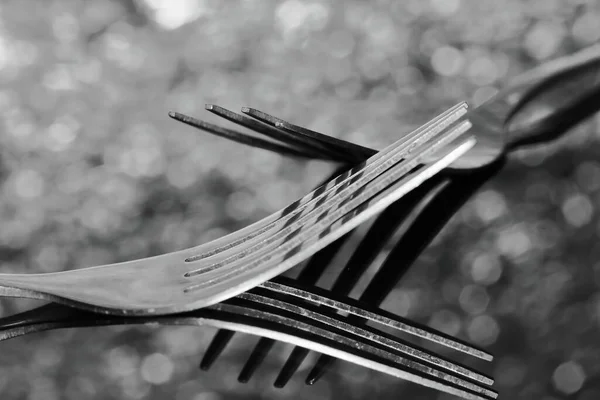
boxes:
[0,277,497,400]
[179,45,600,386]
[0,102,473,314]
[175,44,600,172]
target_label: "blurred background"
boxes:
[0,0,599,399]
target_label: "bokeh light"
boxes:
[0,1,598,399]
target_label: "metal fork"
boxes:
[0,277,496,400]
[180,45,600,386]
[0,104,473,315]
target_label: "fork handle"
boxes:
[500,44,600,150]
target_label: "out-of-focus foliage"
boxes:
[0,0,599,399]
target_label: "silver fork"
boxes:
[0,279,497,400]
[0,104,473,315]
[181,45,600,386]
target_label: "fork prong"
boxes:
[168,111,318,159]
[305,159,504,385]
[205,105,342,161]
[274,348,309,387]
[242,107,376,161]
[274,346,310,388]
[241,107,368,164]
[199,329,235,370]
[275,120,377,161]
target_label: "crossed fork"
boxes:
[0,45,599,400]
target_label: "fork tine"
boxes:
[0,292,495,399]
[205,105,346,161]
[241,107,370,164]
[271,173,447,387]
[237,336,274,383]
[199,329,236,370]
[275,121,377,161]
[168,111,320,159]
[305,159,505,385]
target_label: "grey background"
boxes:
[0,0,599,399]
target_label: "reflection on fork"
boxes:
[0,276,496,400]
